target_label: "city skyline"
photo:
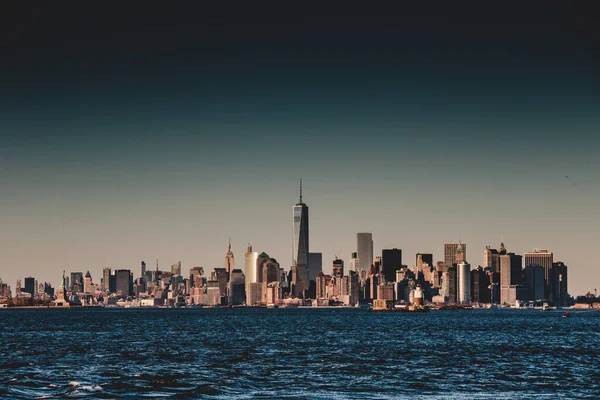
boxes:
[1,3,598,296]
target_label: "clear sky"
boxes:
[1,2,599,295]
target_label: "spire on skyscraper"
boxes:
[299,177,303,204]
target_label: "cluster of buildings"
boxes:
[0,181,571,308]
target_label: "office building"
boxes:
[84,271,93,293]
[245,244,259,284]
[471,266,490,304]
[382,248,402,283]
[500,253,523,305]
[416,253,433,268]
[23,277,35,298]
[332,257,344,278]
[552,262,568,307]
[444,242,467,267]
[357,233,374,273]
[70,272,83,292]
[524,249,553,299]
[171,261,182,276]
[524,264,545,302]
[457,262,471,303]
[350,252,360,273]
[293,179,309,283]
[228,269,245,305]
[224,238,235,275]
[141,261,146,280]
[308,252,322,282]
[114,269,133,297]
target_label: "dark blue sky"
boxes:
[1,2,599,294]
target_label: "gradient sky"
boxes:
[1,3,599,295]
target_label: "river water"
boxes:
[0,308,598,399]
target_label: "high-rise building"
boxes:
[308,252,322,282]
[357,233,373,273]
[444,242,467,267]
[524,264,545,302]
[70,272,83,292]
[293,179,309,283]
[315,272,327,300]
[471,266,490,304]
[441,266,457,303]
[332,258,344,279]
[551,262,568,307]
[524,249,553,299]
[457,262,471,303]
[114,269,133,297]
[483,246,503,273]
[350,252,360,274]
[212,268,229,299]
[228,269,245,305]
[171,261,182,276]
[244,244,259,284]
[224,238,235,275]
[24,277,35,298]
[500,253,523,305]
[84,271,93,293]
[416,253,433,268]
[382,248,402,283]
[141,261,146,280]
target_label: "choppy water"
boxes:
[1,308,599,399]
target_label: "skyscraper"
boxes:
[114,269,133,297]
[293,179,309,274]
[171,261,182,276]
[224,237,235,275]
[416,253,433,268]
[24,277,35,297]
[292,179,309,297]
[84,271,93,293]
[70,272,83,292]
[500,253,523,305]
[457,262,471,303]
[524,249,553,299]
[244,244,259,283]
[357,233,373,272]
[332,257,344,278]
[382,248,402,283]
[444,242,467,267]
[141,261,146,280]
[308,252,322,282]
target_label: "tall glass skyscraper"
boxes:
[293,179,309,295]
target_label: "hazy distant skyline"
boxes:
[1,3,599,295]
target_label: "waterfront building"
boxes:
[205,283,221,306]
[70,272,83,292]
[500,253,523,306]
[265,282,283,305]
[0,279,11,298]
[470,266,491,304]
[244,244,259,284]
[377,282,395,301]
[246,282,264,306]
[84,271,93,293]
[228,269,245,305]
[308,252,322,282]
[552,262,568,307]
[212,268,229,299]
[114,269,133,297]
[293,179,310,286]
[224,238,235,275]
[524,264,545,301]
[441,265,457,303]
[444,242,467,267]
[357,233,374,273]
[23,277,35,298]
[382,248,402,283]
[524,249,553,299]
[457,262,471,303]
